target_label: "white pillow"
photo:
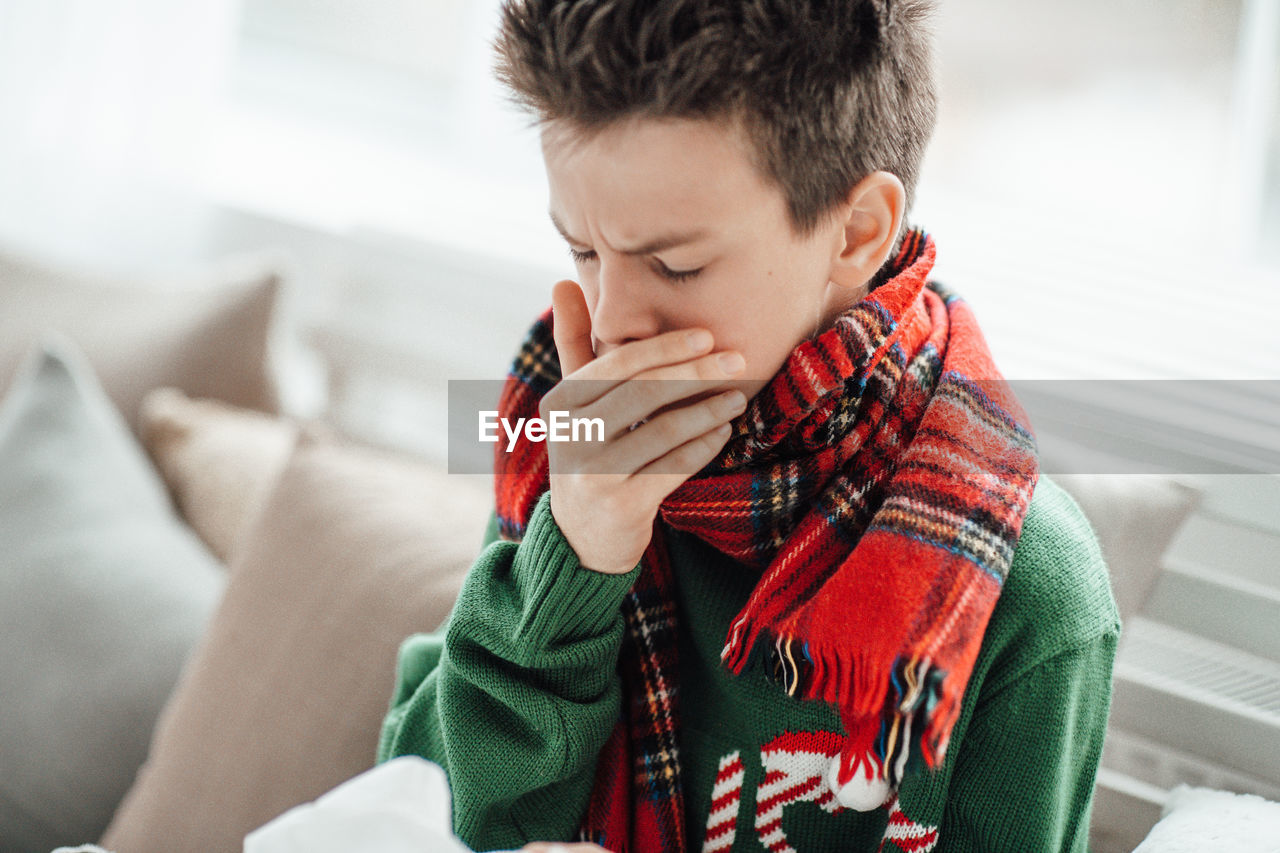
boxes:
[1134,785,1280,852]
[0,341,224,852]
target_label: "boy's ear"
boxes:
[829,171,906,291]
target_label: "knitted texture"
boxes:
[702,751,743,852]
[666,477,1118,852]
[376,476,1119,851]
[492,231,1039,852]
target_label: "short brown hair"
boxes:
[494,0,938,235]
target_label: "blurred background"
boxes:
[1,0,1277,405]
[0,1,1277,850]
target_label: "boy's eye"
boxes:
[656,262,703,283]
[570,245,706,281]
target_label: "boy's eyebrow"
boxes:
[548,211,710,256]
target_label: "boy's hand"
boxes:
[545,280,746,575]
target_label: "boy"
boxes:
[379,1,1120,851]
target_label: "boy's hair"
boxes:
[494,0,938,236]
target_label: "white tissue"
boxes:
[243,757,473,853]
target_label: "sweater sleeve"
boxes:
[937,634,1119,853]
[377,490,641,852]
[924,475,1120,852]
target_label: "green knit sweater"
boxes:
[378,475,1119,852]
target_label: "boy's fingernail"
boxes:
[719,352,745,375]
[722,390,747,414]
[687,330,713,352]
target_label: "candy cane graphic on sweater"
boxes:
[876,795,939,853]
[754,731,846,853]
[701,751,744,852]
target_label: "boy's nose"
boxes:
[590,263,661,352]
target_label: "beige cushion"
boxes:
[0,247,282,430]
[101,437,493,853]
[1051,474,1199,622]
[139,388,302,563]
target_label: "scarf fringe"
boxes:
[722,620,960,789]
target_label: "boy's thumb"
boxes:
[551,279,594,376]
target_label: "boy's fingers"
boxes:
[630,420,735,507]
[574,350,742,436]
[554,332,723,413]
[569,328,716,391]
[551,279,595,377]
[609,388,745,470]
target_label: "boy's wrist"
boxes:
[547,490,644,576]
[513,492,641,642]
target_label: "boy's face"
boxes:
[542,116,860,401]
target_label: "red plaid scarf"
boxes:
[492,231,1038,851]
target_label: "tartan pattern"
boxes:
[618,542,685,851]
[493,231,1038,851]
[572,554,687,853]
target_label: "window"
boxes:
[202,0,555,266]
[1,0,1273,379]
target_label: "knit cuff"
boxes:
[511,491,641,644]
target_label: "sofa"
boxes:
[1,244,1273,852]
